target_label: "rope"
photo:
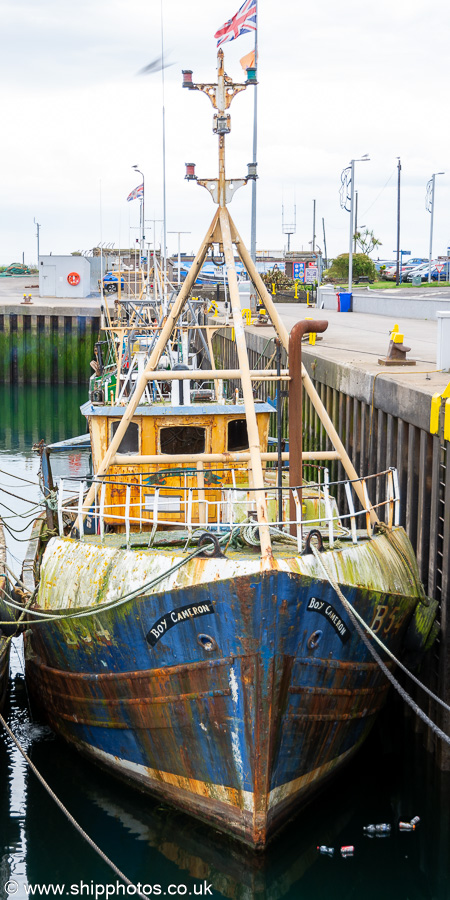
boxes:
[45,489,59,512]
[310,545,450,743]
[0,484,44,505]
[1,589,37,647]
[0,711,149,898]
[0,467,40,486]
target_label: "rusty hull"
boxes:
[24,526,423,848]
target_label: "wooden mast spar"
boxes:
[76,49,378,540]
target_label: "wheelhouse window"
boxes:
[227,418,249,452]
[160,426,206,455]
[110,420,139,454]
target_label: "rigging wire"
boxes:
[359,166,396,220]
[310,544,450,737]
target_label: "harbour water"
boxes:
[1,386,450,899]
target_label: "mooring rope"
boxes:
[310,544,450,743]
[0,711,149,898]
[0,468,40,486]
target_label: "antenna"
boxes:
[282,202,296,253]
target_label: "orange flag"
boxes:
[240,50,255,72]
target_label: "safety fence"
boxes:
[57,467,399,552]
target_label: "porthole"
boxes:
[197,633,218,652]
[307,629,323,650]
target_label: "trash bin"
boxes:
[412,274,421,286]
[338,292,352,312]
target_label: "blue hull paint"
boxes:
[26,565,416,845]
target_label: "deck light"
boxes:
[213,114,231,135]
[182,70,194,88]
[246,66,257,83]
[247,162,258,180]
[185,163,197,180]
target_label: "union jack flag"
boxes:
[127,183,144,202]
[214,0,257,47]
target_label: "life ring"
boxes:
[67,272,80,286]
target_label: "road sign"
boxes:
[305,268,318,283]
[436,264,444,273]
[438,256,450,261]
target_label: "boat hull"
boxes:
[0,639,9,712]
[25,529,422,847]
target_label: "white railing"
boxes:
[56,468,401,553]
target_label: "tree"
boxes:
[353,228,382,255]
[324,253,377,283]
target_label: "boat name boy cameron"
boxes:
[146,602,215,646]
[306,596,352,643]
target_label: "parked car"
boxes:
[103,271,126,293]
[405,262,446,282]
[405,258,428,267]
[383,265,410,281]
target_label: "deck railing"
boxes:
[56,467,400,553]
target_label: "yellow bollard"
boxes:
[294,280,299,299]
[306,291,310,306]
[271,283,276,295]
[305,316,316,345]
[430,394,441,435]
[445,399,450,442]
[241,307,251,324]
[429,381,450,435]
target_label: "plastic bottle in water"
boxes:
[410,816,420,826]
[340,845,354,857]
[399,821,415,831]
[317,845,334,857]
[363,823,391,834]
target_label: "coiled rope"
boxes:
[310,544,450,744]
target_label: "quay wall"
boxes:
[213,327,450,770]
[0,307,100,384]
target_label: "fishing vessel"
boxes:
[21,51,436,849]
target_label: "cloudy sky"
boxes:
[1,0,449,267]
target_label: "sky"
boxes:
[1,0,449,267]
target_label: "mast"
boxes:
[76,50,377,538]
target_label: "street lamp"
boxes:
[426,172,445,283]
[33,218,41,265]
[132,165,145,256]
[340,155,370,295]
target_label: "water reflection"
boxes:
[4,650,449,900]
[0,385,86,452]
